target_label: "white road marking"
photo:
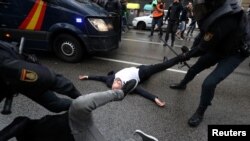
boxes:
[122,38,183,48]
[94,56,187,74]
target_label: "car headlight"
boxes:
[88,18,112,32]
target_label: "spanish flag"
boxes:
[19,0,47,30]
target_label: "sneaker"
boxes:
[148,35,153,38]
[122,79,137,95]
[134,130,159,141]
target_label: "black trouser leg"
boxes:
[180,53,219,86]
[199,53,245,107]
[0,116,31,141]
[165,23,173,42]
[25,91,72,113]
[138,56,181,82]
[171,23,178,46]
[52,74,81,99]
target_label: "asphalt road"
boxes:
[1,29,250,141]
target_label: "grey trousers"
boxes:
[68,90,125,141]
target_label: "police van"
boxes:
[0,0,120,62]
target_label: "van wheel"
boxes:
[53,34,84,63]
[137,22,146,30]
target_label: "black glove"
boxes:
[178,52,190,62]
[178,47,205,62]
[23,54,40,64]
[240,44,250,57]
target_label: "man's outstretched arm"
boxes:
[133,87,165,107]
[79,75,108,83]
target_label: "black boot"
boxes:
[0,116,30,141]
[169,83,186,90]
[188,106,207,127]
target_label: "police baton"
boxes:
[1,37,25,115]
[19,37,25,55]
[1,96,13,115]
[160,38,191,68]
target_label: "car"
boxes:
[0,0,120,62]
[132,10,168,30]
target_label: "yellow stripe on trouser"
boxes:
[26,0,44,30]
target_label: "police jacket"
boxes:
[0,41,55,97]
[195,12,243,57]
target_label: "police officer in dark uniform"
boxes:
[0,40,81,113]
[169,0,248,127]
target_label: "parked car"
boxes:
[132,10,168,30]
[0,0,120,62]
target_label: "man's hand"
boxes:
[25,54,40,64]
[79,75,88,80]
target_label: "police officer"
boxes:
[0,80,145,141]
[0,40,81,113]
[169,0,248,127]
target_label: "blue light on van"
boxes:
[76,18,82,23]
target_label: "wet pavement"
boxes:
[1,29,250,141]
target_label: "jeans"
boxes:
[180,52,246,106]
[69,90,124,141]
[150,17,163,36]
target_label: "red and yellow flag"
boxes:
[19,0,47,30]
